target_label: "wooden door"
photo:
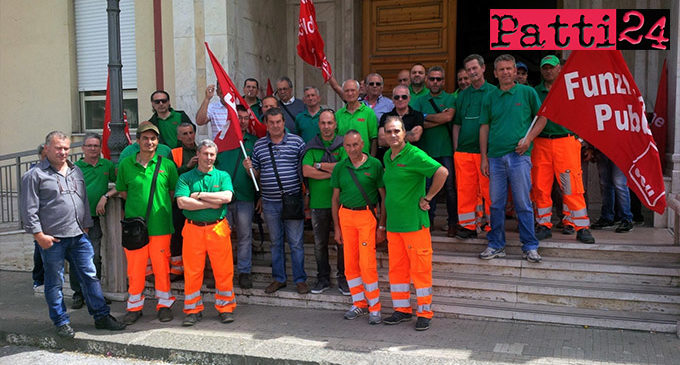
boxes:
[362,0,457,96]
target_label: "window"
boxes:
[81,90,139,130]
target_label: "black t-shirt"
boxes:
[379,106,424,131]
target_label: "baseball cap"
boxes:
[540,55,560,67]
[136,121,159,136]
[516,62,528,71]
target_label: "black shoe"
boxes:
[238,273,253,289]
[337,277,350,296]
[72,292,84,309]
[158,307,173,322]
[121,310,142,325]
[383,311,413,325]
[56,323,75,338]
[105,297,112,304]
[264,281,286,294]
[535,225,552,240]
[615,220,633,233]
[591,217,615,230]
[415,317,431,331]
[310,280,330,294]
[94,314,126,330]
[219,312,234,323]
[182,312,202,327]
[562,225,575,235]
[577,228,596,244]
[455,228,477,239]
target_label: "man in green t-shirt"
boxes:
[302,110,349,295]
[176,139,236,326]
[148,90,193,148]
[295,86,322,142]
[335,80,378,156]
[243,78,263,119]
[408,63,430,107]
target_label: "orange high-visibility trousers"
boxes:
[338,207,381,314]
[531,136,590,230]
[387,227,433,319]
[125,234,175,312]
[182,219,236,314]
[454,151,490,230]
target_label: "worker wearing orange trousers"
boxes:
[454,151,490,233]
[124,235,175,311]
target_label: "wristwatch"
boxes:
[314,162,321,170]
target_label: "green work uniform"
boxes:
[119,142,173,164]
[116,154,178,236]
[535,82,572,136]
[414,91,455,157]
[302,139,347,209]
[480,84,542,158]
[249,99,262,120]
[175,167,233,222]
[408,85,430,107]
[149,108,193,148]
[330,155,384,208]
[383,143,441,232]
[453,82,498,153]
[295,109,322,143]
[215,133,257,202]
[335,104,378,154]
[74,157,116,216]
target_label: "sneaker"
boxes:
[218,312,234,323]
[555,221,565,230]
[591,217,615,230]
[310,280,330,294]
[561,225,575,235]
[182,312,202,327]
[615,220,634,233]
[383,311,413,325]
[238,273,253,289]
[33,284,44,294]
[479,247,506,260]
[72,292,84,309]
[523,249,542,263]
[368,312,382,325]
[337,277,351,296]
[121,310,142,325]
[455,228,477,239]
[344,305,368,320]
[415,316,431,331]
[94,314,126,330]
[56,323,75,338]
[264,281,286,294]
[296,281,310,294]
[535,225,552,240]
[158,307,173,322]
[447,225,458,237]
[576,228,596,244]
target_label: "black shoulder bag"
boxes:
[346,166,378,221]
[121,156,162,250]
[268,143,304,220]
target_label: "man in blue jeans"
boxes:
[590,150,634,232]
[20,131,125,338]
[244,108,309,294]
[479,54,547,263]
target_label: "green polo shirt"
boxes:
[215,133,257,202]
[413,91,455,157]
[480,84,542,158]
[295,109,322,142]
[408,85,430,107]
[74,157,116,216]
[336,104,378,154]
[535,82,572,136]
[116,154,178,236]
[175,167,233,222]
[249,99,262,120]
[152,109,191,148]
[302,139,347,209]
[383,143,441,232]
[454,82,498,153]
[330,155,384,208]
[118,142,173,164]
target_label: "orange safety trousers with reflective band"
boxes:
[386,227,433,319]
[338,207,381,314]
[454,152,490,230]
[182,219,236,314]
[125,234,175,311]
[531,136,590,230]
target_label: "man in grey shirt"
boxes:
[20,131,126,338]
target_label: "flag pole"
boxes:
[520,115,538,144]
[240,140,259,191]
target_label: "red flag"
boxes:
[266,78,274,96]
[650,59,668,171]
[537,50,666,214]
[101,72,131,159]
[204,43,266,152]
[297,0,332,82]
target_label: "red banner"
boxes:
[101,72,131,159]
[650,59,668,171]
[537,50,666,214]
[266,78,274,97]
[297,0,332,82]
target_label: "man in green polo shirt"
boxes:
[408,63,430,107]
[216,105,258,289]
[295,86,323,142]
[148,90,193,148]
[118,139,173,163]
[243,78,262,119]
[336,79,378,156]
[116,121,178,325]
[176,139,236,326]
[302,110,348,295]
[71,133,118,309]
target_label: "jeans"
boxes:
[426,156,458,227]
[596,154,633,222]
[311,208,344,282]
[488,153,539,251]
[40,234,110,327]
[70,217,102,296]
[227,200,255,274]
[262,200,306,284]
[32,241,44,286]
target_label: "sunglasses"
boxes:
[368,82,382,87]
[392,94,408,100]
[152,99,168,104]
[428,77,443,82]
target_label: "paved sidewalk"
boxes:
[1,270,678,364]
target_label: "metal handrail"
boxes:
[667,194,680,245]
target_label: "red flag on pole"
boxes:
[101,71,131,159]
[650,59,668,171]
[297,0,332,82]
[537,50,666,214]
[266,78,274,96]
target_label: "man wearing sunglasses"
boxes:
[377,85,424,162]
[362,73,393,121]
[148,90,193,148]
